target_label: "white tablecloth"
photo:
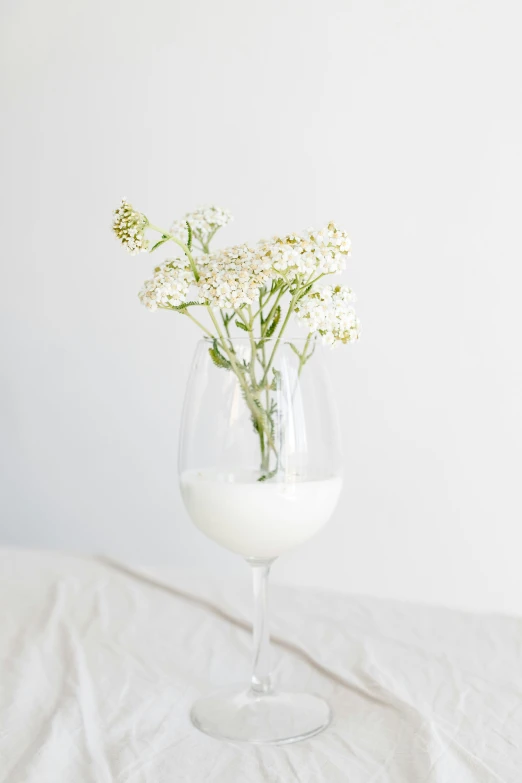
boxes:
[0,549,520,782]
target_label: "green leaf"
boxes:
[287,342,302,359]
[150,237,169,253]
[270,367,281,391]
[173,300,203,310]
[186,221,193,250]
[265,305,281,338]
[235,320,250,332]
[297,284,312,300]
[305,341,317,363]
[208,339,231,370]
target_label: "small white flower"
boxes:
[171,205,233,247]
[257,222,351,280]
[112,199,149,255]
[138,259,196,311]
[295,284,361,346]
[195,243,275,308]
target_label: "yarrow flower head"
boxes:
[138,259,197,311]
[295,284,361,346]
[257,222,351,280]
[112,199,149,255]
[195,244,275,309]
[171,205,233,248]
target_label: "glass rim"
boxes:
[199,335,316,344]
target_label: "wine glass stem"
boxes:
[248,558,275,695]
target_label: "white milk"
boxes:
[180,469,342,558]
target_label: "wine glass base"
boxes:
[190,686,332,745]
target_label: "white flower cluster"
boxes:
[138,259,196,311]
[257,222,351,279]
[295,285,361,346]
[170,205,233,247]
[195,244,274,308]
[112,199,149,255]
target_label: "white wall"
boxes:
[2,0,521,614]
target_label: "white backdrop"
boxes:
[1,0,521,614]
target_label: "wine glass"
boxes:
[179,336,342,744]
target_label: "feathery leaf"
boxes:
[297,284,313,300]
[265,305,281,338]
[287,342,302,359]
[208,339,231,370]
[150,237,169,253]
[173,300,202,310]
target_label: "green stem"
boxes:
[206,307,276,467]
[147,223,200,282]
[245,305,259,390]
[304,272,325,288]
[261,279,302,385]
[251,282,279,322]
[221,312,232,338]
[247,305,267,468]
[184,311,214,338]
[234,308,250,327]
[261,287,287,338]
[298,333,312,376]
[258,298,271,472]
[207,309,258,411]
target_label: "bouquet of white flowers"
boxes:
[113,200,360,478]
